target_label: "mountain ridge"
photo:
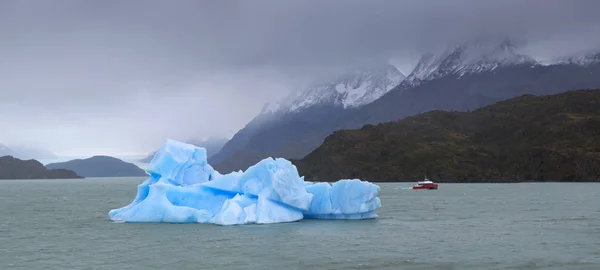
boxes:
[552,52,600,67]
[213,41,600,172]
[0,155,82,179]
[402,40,538,88]
[262,62,404,114]
[210,62,405,171]
[46,156,147,178]
[340,64,594,127]
[292,89,600,182]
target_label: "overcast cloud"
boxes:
[1,0,599,156]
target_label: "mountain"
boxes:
[46,156,147,177]
[0,156,82,179]
[210,62,405,172]
[553,52,600,67]
[140,136,228,163]
[264,62,406,113]
[401,39,537,88]
[214,39,600,173]
[293,89,600,182]
[339,42,600,127]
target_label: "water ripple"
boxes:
[0,179,598,269]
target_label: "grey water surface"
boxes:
[0,178,599,269]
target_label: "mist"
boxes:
[1,0,599,156]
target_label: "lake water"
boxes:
[1,179,599,269]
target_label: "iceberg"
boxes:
[108,139,381,225]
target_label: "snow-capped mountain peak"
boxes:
[404,40,538,87]
[551,52,600,67]
[263,63,405,114]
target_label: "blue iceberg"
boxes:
[108,139,381,225]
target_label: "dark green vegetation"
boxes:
[46,156,147,178]
[0,156,82,179]
[293,90,600,182]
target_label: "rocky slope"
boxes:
[210,62,405,172]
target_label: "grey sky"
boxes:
[1,0,599,156]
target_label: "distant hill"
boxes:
[141,137,228,163]
[0,156,82,179]
[293,89,600,182]
[46,156,147,178]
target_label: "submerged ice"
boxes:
[108,139,381,225]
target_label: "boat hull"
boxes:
[412,184,438,190]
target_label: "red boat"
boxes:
[412,178,438,190]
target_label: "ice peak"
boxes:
[108,139,382,225]
[264,62,405,114]
[404,39,538,86]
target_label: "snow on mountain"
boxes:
[404,40,538,87]
[262,63,405,114]
[260,102,281,114]
[551,52,600,67]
